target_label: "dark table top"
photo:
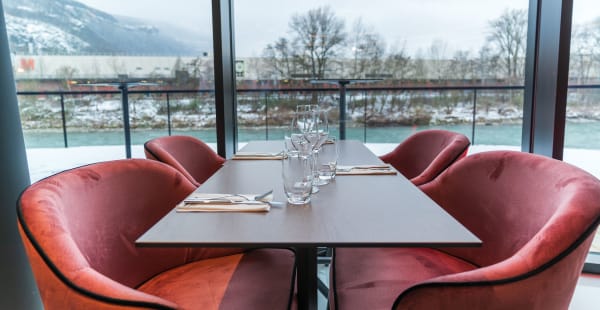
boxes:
[136,140,480,248]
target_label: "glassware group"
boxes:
[282,104,338,205]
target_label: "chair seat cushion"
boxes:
[332,247,478,310]
[139,248,295,310]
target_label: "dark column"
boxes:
[118,83,132,158]
[522,0,573,159]
[338,81,349,140]
[212,0,237,158]
[0,2,42,308]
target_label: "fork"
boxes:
[185,190,274,204]
[336,164,391,172]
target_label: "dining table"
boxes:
[136,140,481,310]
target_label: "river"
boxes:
[22,121,600,149]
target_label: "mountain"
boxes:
[3,0,210,56]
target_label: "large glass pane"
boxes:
[234,2,529,303]
[567,0,600,254]
[234,0,528,157]
[3,0,215,181]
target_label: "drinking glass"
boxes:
[295,104,317,133]
[315,136,338,185]
[282,151,314,205]
[315,108,330,150]
[297,104,320,149]
[285,114,312,155]
[293,104,322,192]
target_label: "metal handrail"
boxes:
[16,84,599,157]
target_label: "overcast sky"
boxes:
[77,0,599,57]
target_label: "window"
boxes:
[234,0,528,156]
[3,0,215,180]
[566,0,600,257]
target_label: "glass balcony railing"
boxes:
[17,84,528,146]
[18,84,600,150]
[17,83,600,255]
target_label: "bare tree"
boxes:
[475,45,501,82]
[570,23,598,85]
[348,19,386,77]
[56,65,77,90]
[486,9,528,82]
[187,57,214,81]
[427,39,450,80]
[592,17,600,67]
[411,49,429,80]
[263,37,295,78]
[569,23,600,106]
[288,6,346,78]
[382,43,411,80]
[448,50,474,80]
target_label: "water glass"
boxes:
[315,137,338,185]
[282,151,314,205]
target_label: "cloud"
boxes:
[77,0,598,57]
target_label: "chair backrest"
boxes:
[394,151,600,309]
[144,135,225,186]
[379,129,470,185]
[17,159,241,309]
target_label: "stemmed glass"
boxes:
[285,108,312,155]
[296,104,318,145]
[311,108,331,186]
[288,104,322,192]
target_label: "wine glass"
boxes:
[293,104,322,192]
[285,113,312,155]
[310,108,333,186]
[315,108,330,150]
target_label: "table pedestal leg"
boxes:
[296,247,318,310]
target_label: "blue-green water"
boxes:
[22,121,600,149]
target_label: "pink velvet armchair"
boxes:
[17,159,296,309]
[379,129,470,185]
[144,135,225,187]
[331,151,600,310]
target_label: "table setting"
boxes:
[175,190,282,212]
[136,137,480,310]
[136,104,480,310]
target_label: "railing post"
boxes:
[265,92,269,140]
[339,81,349,140]
[166,92,172,136]
[363,90,367,142]
[472,89,477,145]
[119,83,132,159]
[60,93,68,148]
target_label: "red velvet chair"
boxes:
[330,151,600,310]
[17,159,296,309]
[379,129,470,185]
[144,135,225,187]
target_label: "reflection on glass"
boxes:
[234,0,529,151]
[7,0,216,177]
[567,0,600,254]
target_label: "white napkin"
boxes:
[176,193,270,212]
